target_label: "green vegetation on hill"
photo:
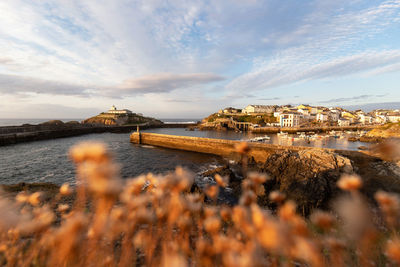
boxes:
[204,113,277,125]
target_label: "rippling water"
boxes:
[0,127,369,185]
[0,132,223,185]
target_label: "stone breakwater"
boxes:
[130,132,362,163]
[0,123,195,146]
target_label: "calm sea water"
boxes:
[0,119,369,185]
[144,128,368,151]
[0,118,84,126]
[0,131,223,185]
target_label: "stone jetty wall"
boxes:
[130,132,349,163]
[0,123,195,146]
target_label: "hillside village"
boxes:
[202,104,400,130]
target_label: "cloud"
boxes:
[321,94,388,104]
[115,73,224,94]
[0,103,102,119]
[0,72,224,98]
[166,99,194,103]
[225,0,400,94]
[226,50,400,92]
[0,57,13,64]
[0,73,93,96]
[0,1,399,117]
[258,97,281,101]
[341,102,400,112]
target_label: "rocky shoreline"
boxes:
[196,147,400,215]
[7,146,399,218]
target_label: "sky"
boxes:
[0,0,399,119]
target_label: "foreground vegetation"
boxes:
[1,142,400,266]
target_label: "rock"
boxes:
[65,121,81,125]
[358,146,368,150]
[40,120,65,126]
[82,113,163,126]
[366,123,400,139]
[196,165,244,205]
[259,149,353,215]
[359,136,382,143]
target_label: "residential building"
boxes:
[329,111,340,121]
[242,105,276,114]
[374,115,387,124]
[279,112,301,127]
[387,112,400,123]
[359,114,373,125]
[316,112,329,122]
[338,118,350,126]
[219,107,242,114]
[341,111,357,123]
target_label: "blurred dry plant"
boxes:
[0,141,399,266]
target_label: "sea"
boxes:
[0,118,368,186]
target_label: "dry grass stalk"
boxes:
[0,141,398,266]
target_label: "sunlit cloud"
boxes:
[0,0,399,117]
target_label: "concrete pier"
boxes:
[129,132,352,163]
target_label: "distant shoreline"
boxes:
[0,118,200,127]
[0,122,197,146]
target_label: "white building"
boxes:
[338,118,350,126]
[279,113,301,127]
[316,113,329,122]
[374,115,387,124]
[359,114,373,125]
[107,105,132,114]
[329,112,340,122]
[242,105,275,114]
[387,112,400,123]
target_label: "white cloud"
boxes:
[116,73,225,94]
[0,0,399,117]
[226,50,400,92]
[225,0,400,94]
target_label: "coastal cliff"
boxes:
[82,113,163,126]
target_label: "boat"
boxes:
[298,132,307,139]
[277,132,288,138]
[247,136,271,142]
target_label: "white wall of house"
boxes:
[388,115,400,122]
[279,113,300,127]
[243,105,275,114]
[338,119,350,126]
[316,113,329,122]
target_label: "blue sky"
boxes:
[0,0,399,118]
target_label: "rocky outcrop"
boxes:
[40,120,65,126]
[196,148,400,215]
[258,150,353,214]
[196,149,355,213]
[83,113,163,126]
